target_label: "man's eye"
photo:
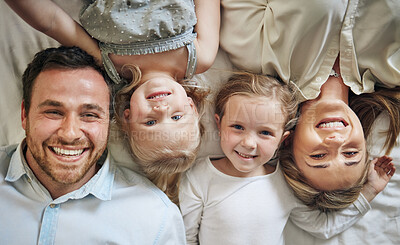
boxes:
[232,125,244,130]
[146,120,156,126]
[83,113,99,118]
[45,110,63,117]
[310,153,326,159]
[171,115,182,121]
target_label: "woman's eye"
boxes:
[171,115,182,121]
[343,151,358,157]
[232,125,244,130]
[145,120,156,126]
[260,131,271,136]
[310,153,326,159]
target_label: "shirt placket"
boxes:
[340,0,361,93]
[38,203,61,245]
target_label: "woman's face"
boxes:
[292,98,366,190]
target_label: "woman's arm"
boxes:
[289,157,395,239]
[193,0,220,74]
[5,0,101,63]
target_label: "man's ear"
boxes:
[214,114,221,131]
[21,101,27,130]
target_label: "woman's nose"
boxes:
[323,134,345,146]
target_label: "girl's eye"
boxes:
[343,151,358,157]
[260,131,271,136]
[145,120,156,126]
[171,115,182,121]
[233,125,244,130]
[310,153,326,159]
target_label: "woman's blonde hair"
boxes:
[215,72,298,133]
[114,65,209,205]
[280,86,400,212]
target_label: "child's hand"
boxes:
[361,156,396,202]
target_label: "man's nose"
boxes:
[58,115,83,142]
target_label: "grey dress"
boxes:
[80,0,198,84]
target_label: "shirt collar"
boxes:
[5,140,31,183]
[5,139,115,202]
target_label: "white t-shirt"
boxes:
[180,156,371,245]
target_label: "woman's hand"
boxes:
[361,156,396,202]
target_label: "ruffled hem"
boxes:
[99,30,197,56]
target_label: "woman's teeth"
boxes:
[318,121,345,128]
[52,147,84,156]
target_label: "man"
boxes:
[0,46,186,244]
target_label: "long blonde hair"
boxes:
[280,86,400,212]
[114,65,209,205]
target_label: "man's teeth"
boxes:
[148,93,169,99]
[52,147,84,156]
[319,121,345,128]
[237,152,255,158]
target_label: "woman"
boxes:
[219,0,400,211]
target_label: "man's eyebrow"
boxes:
[82,103,106,115]
[38,100,106,115]
[38,99,63,108]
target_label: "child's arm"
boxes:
[289,156,396,239]
[193,0,220,74]
[5,0,101,63]
[360,156,395,202]
[179,173,203,245]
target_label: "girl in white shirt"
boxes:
[179,72,395,245]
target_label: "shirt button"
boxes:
[49,204,56,208]
[316,77,322,82]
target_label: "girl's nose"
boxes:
[241,134,257,149]
[153,103,169,113]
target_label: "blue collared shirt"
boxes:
[0,141,186,245]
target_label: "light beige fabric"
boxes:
[220,0,400,102]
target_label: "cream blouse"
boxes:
[220,0,400,102]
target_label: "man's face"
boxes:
[22,68,110,188]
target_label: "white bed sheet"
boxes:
[0,1,399,244]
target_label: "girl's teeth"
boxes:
[52,147,84,156]
[237,152,254,158]
[319,121,345,128]
[149,93,169,99]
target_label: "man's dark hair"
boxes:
[22,46,113,117]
